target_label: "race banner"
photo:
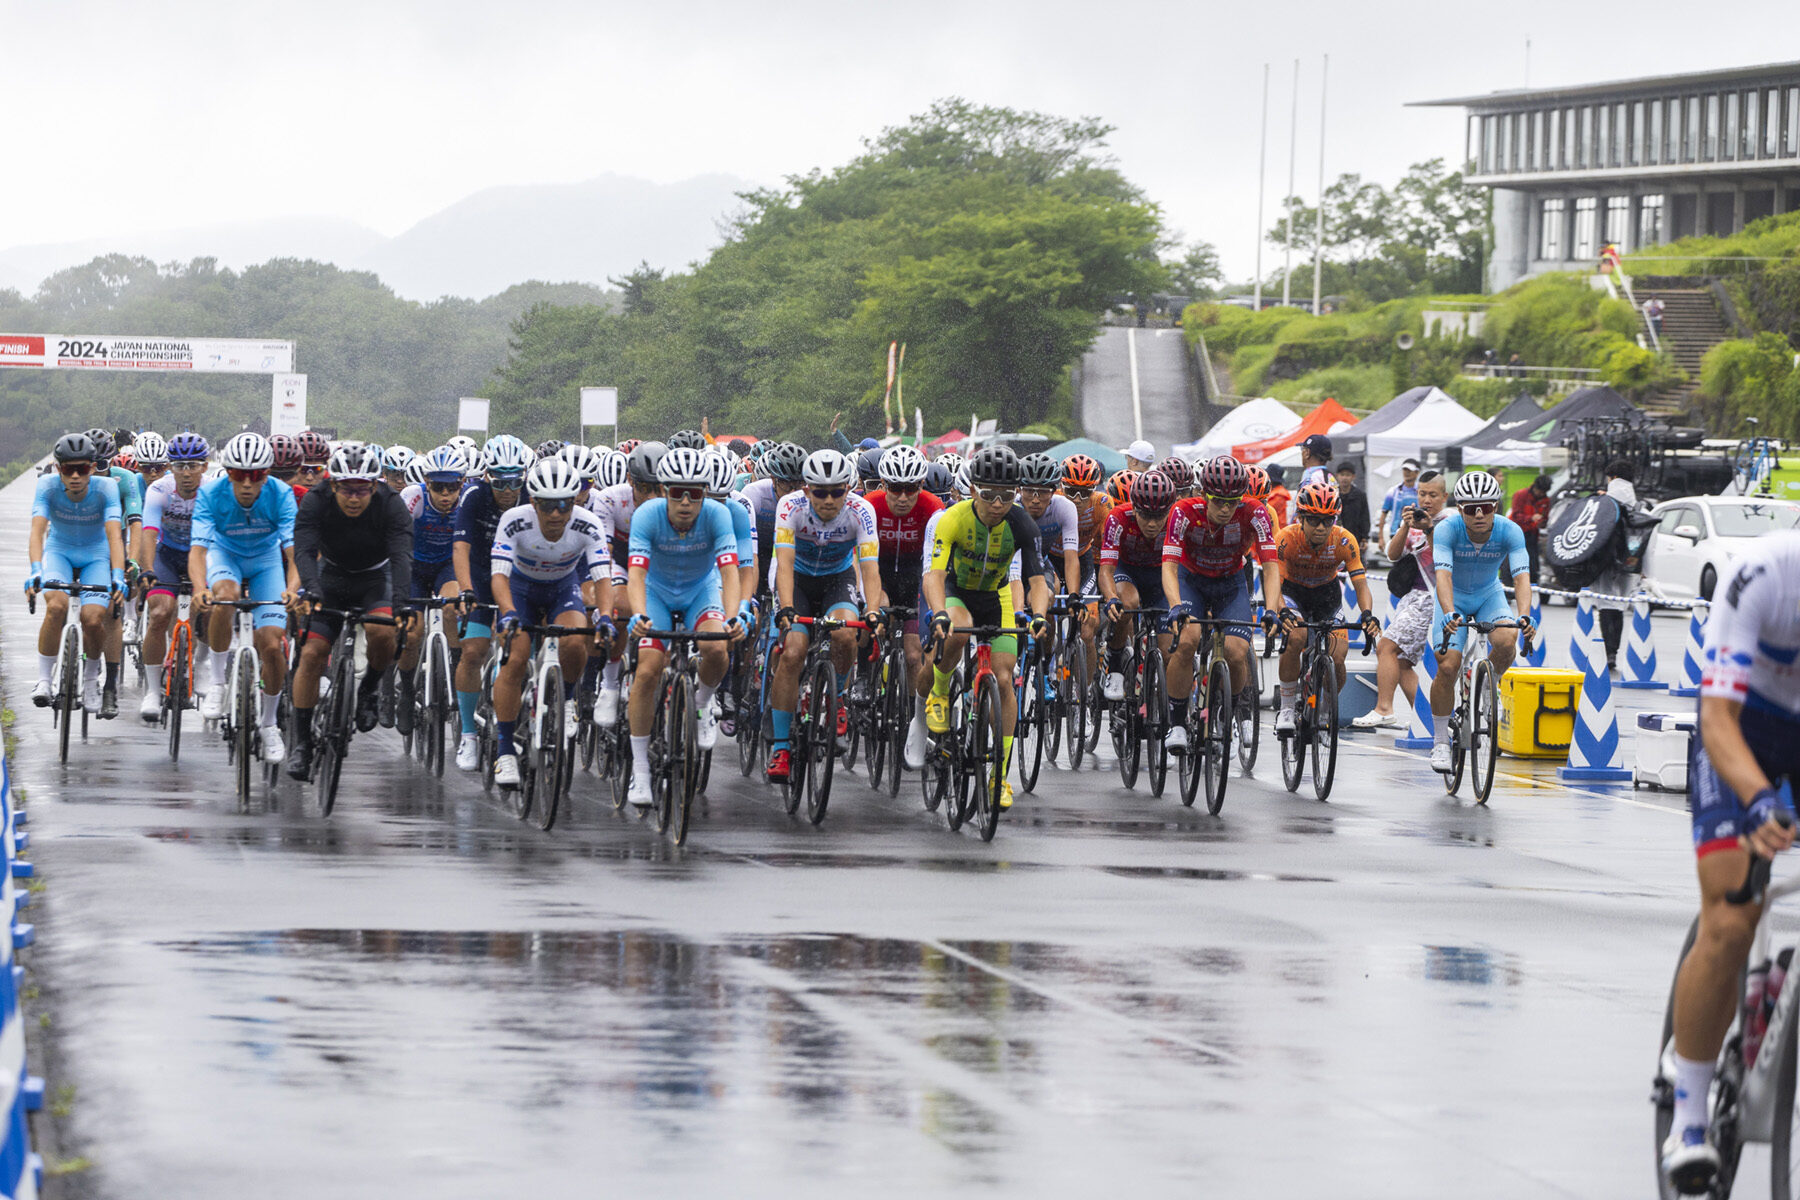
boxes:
[0,334,294,374]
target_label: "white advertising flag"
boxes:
[271,374,308,436]
[457,397,491,434]
[579,386,618,428]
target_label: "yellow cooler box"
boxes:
[1498,667,1583,759]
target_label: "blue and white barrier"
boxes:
[0,752,40,1200]
[1567,589,1596,677]
[1620,590,1665,691]
[1526,600,1546,667]
[1669,601,1708,699]
[1396,638,1437,751]
[1559,619,1633,784]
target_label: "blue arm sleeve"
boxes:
[97,477,122,525]
[30,475,50,521]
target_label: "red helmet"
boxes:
[1197,455,1249,499]
[268,434,304,471]
[616,439,642,456]
[1130,469,1177,514]
[1062,454,1102,489]
[112,448,136,471]
[1245,464,1271,501]
[1295,480,1341,517]
[296,430,331,465]
[1153,456,1193,491]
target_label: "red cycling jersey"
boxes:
[1162,497,1276,577]
[865,488,944,579]
[1098,503,1167,570]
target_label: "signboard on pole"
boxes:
[271,374,307,436]
[0,334,294,374]
[457,397,491,434]
[579,386,618,429]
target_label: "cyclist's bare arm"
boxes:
[1028,574,1051,619]
[1433,566,1456,623]
[1259,558,1282,613]
[1510,569,1532,622]
[775,546,796,613]
[626,564,648,620]
[187,546,211,605]
[1160,560,1182,611]
[27,517,47,585]
[453,541,474,595]
[922,567,948,615]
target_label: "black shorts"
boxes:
[792,568,859,620]
[1077,550,1098,596]
[1283,580,1343,625]
[307,566,393,643]
[879,567,921,612]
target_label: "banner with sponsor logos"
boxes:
[0,334,295,374]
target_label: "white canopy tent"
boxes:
[1179,397,1299,461]
[1352,388,1486,491]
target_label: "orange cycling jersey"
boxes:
[1275,523,1365,589]
[1073,493,1114,556]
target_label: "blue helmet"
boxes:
[858,437,881,451]
[166,432,210,462]
[420,444,469,483]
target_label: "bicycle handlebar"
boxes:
[26,580,112,615]
[1275,618,1376,658]
[1728,812,1798,906]
[1434,614,1534,657]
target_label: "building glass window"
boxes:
[1573,197,1598,258]
[1580,106,1594,168]
[1649,100,1663,165]
[1467,115,1479,169]
[1595,105,1609,167]
[1540,198,1565,260]
[1687,95,1702,161]
[1614,103,1628,167]
[1566,106,1580,168]
[1605,195,1631,247]
[1632,101,1645,166]
[1639,194,1665,246]
[1498,115,1512,173]
[1511,113,1524,171]
[1706,93,1720,160]
[1788,88,1800,156]
[1767,89,1781,157]
[1746,89,1762,159]
[1528,111,1541,170]
[1724,91,1740,160]
[1480,116,1494,173]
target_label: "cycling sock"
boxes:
[771,708,792,751]
[208,651,227,688]
[497,719,516,757]
[292,705,313,743]
[1673,1053,1715,1132]
[1107,647,1123,674]
[456,690,479,736]
[1171,698,1188,724]
[631,735,651,780]
[696,681,717,710]
[37,655,54,683]
[146,664,164,696]
[1433,722,1450,747]
[362,665,386,691]
[582,658,602,690]
[931,667,953,698]
[1001,735,1014,774]
[1279,682,1298,707]
[564,680,578,702]
[260,691,280,726]
[104,662,120,689]
[83,657,101,683]
[602,660,621,688]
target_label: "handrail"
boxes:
[1617,270,1663,354]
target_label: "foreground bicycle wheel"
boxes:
[166,625,189,764]
[1470,660,1499,806]
[1017,654,1047,794]
[234,651,256,812]
[1144,647,1171,798]
[1202,658,1232,816]
[57,624,79,764]
[1116,652,1142,790]
[1278,677,1307,794]
[671,673,699,845]
[973,674,1004,842]
[1237,649,1261,774]
[528,665,564,832]
[805,661,836,826]
[1311,660,1339,803]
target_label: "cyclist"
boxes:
[189,433,300,764]
[1103,469,1138,507]
[1426,471,1534,774]
[1097,470,1176,701]
[621,447,741,808]
[81,429,143,717]
[450,435,534,771]
[136,432,209,721]
[855,447,884,495]
[284,444,415,777]
[1018,453,1081,600]
[380,445,415,493]
[1662,531,1800,1193]
[268,434,305,494]
[922,445,1050,809]
[25,433,126,712]
[739,442,805,597]
[924,461,956,507]
[591,440,666,728]
[393,443,470,736]
[1272,481,1381,731]
[489,456,613,789]
[704,447,759,622]
[865,445,941,764]
[766,449,880,783]
[131,431,169,496]
[294,430,332,500]
[1162,456,1281,753]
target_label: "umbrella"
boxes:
[1048,438,1128,475]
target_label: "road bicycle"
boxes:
[1050,598,1100,772]
[298,606,398,819]
[629,624,734,844]
[736,605,780,780]
[496,621,597,832]
[1012,612,1055,795]
[402,595,458,778]
[212,598,287,812]
[918,622,1010,842]
[775,615,866,826]
[1433,615,1530,805]
[857,605,912,798]
[1172,616,1244,816]
[26,581,113,764]
[1274,617,1370,802]
[1652,815,1800,1199]
[1100,606,1170,795]
[155,583,200,764]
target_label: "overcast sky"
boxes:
[5,0,1797,281]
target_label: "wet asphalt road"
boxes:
[0,469,1734,1198]
[1077,325,1195,458]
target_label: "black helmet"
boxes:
[1018,452,1061,488]
[764,442,806,484]
[54,432,98,463]
[535,438,566,460]
[856,447,884,481]
[925,462,954,499]
[968,445,1020,488]
[668,429,706,451]
[83,428,116,460]
[626,440,669,485]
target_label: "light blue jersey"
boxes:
[104,465,143,523]
[722,492,756,564]
[628,498,739,600]
[33,472,121,552]
[1432,511,1529,602]
[191,475,297,560]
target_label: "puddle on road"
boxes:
[1102,866,1334,884]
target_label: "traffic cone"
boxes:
[1395,638,1437,750]
[1568,589,1596,677]
[1526,599,1546,667]
[1620,589,1665,690]
[1559,622,1633,783]
[1669,601,1708,699]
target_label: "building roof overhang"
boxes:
[1412,60,1800,111]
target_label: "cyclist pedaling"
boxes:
[394,444,471,735]
[865,445,941,762]
[592,440,667,729]
[1273,480,1381,732]
[450,435,533,771]
[1427,471,1535,774]
[1096,469,1177,702]
[286,445,417,780]
[25,433,127,713]
[137,432,210,720]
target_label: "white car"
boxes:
[1643,496,1800,601]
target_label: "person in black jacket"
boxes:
[286,445,415,780]
[1334,461,1372,557]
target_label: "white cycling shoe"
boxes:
[200,687,227,721]
[1660,1125,1719,1195]
[904,717,929,769]
[696,705,718,750]
[30,679,52,708]
[260,723,287,765]
[1165,726,1188,752]
[1102,672,1125,701]
[627,775,654,810]
[493,753,521,788]
[563,704,581,744]
[455,734,481,772]
[1275,707,1296,733]
[1429,743,1453,773]
[597,686,621,726]
[82,678,102,714]
[138,690,161,722]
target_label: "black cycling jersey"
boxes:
[293,486,413,601]
[453,482,511,578]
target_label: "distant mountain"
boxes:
[0,173,753,303]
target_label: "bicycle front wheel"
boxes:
[1116,652,1141,790]
[529,665,564,832]
[1143,647,1169,799]
[1278,673,1305,795]
[57,624,78,764]
[1310,660,1339,803]
[1470,660,1499,806]
[1017,654,1047,795]
[167,624,189,763]
[973,674,1004,842]
[428,636,452,778]
[805,660,836,826]
[669,673,699,843]
[1065,640,1091,770]
[1237,648,1261,774]
[234,651,256,811]
[1770,975,1800,1200]
[1202,659,1232,816]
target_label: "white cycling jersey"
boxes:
[773,491,878,577]
[592,482,637,545]
[1701,530,1800,719]
[491,505,611,582]
[142,473,199,551]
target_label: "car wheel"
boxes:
[1700,564,1717,602]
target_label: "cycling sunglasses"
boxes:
[427,480,464,494]
[885,482,921,496]
[808,487,847,500]
[666,486,706,503]
[1204,494,1241,506]
[1459,502,1497,516]
[333,479,375,497]
[533,497,575,513]
[228,468,269,484]
[1021,486,1056,498]
[57,461,93,476]
[296,463,325,474]
[488,472,525,490]
[1299,513,1335,527]
[1064,486,1093,499]
[975,487,1015,504]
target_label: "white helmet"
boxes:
[702,448,737,497]
[525,456,584,501]
[656,446,712,489]
[557,443,602,481]
[404,458,429,488]
[1452,470,1504,507]
[219,432,274,471]
[954,463,972,496]
[382,444,416,473]
[419,444,470,481]
[447,435,479,460]
[482,435,533,475]
[328,443,384,481]
[936,452,965,476]
[879,445,929,485]
[595,450,628,489]
[802,449,856,488]
[133,431,169,465]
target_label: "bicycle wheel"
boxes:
[867,656,890,792]
[428,636,451,778]
[1470,660,1499,806]
[974,674,1005,842]
[606,713,630,812]
[885,647,907,797]
[1065,641,1090,770]
[1236,648,1261,774]
[737,654,764,778]
[1177,672,1204,808]
[1202,659,1232,816]
[167,624,189,763]
[57,624,78,764]
[234,651,256,811]
[1143,647,1169,798]
[1445,694,1468,797]
[1117,651,1141,790]
[529,665,564,832]
[315,656,353,818]
[1311,660,1339,803]
[1770,972,1800,1200]
[649,677,675,833]
[805,659,836,826]
[1279,669,1306,794]
[1017,654,1047,795]
[671,673,699,845]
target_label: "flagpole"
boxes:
[1282,58,1299,309]
[1254,63,1269,312]
[1312,53,1328,316]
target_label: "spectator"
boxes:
[1119,439,1156,472]
[1507,352,1524,378]
[1378,458,1421,542]
[1297,434,1334,490]
[1353,469,1448,729]
[1594,459,1643,673]
[1334,461,1372,554]
[1644,296,1665,339]
[1265,463,1292,528]
[1509,473,1553,583]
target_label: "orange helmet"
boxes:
[1295,480,1341,517]
[1245,464,1271,501]
[1104,469,1139,505]
[1062,454,1102,489]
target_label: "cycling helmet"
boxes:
[701,450,738,497]
[1104,470,1139,505]
[596,450,628,489]
[1131,469,1177,515]
[166,432,209,462]
[935,451,964,476]
[656,446,712,489]
[856,447,884,482]
[1196,455,1249,498]
[1062,454,1102,489]
[1245,464,1271,500]
[268,434,304,471]
[526,456,585,501]
[802,449,856,488]
[404,459,428,488]
[482,434,533,475]
[922,461,953,497]
[446,434,479,458]
[557,443,602,480]
[535,438,566,460]
[747,441,771,462]
[133,432,169,465]
[297,430,331,464]
[967,445,1021,488]
[327,443,383,481]
[1295,480,1341,517]
[953,463,972,496]
[878,445,930,486]
[668,429,706,451]
[764,442,806,484]
[1452,470,1504,506]
[1153,456,1193,492]
[382,445,416,473]
[112,448,137,471]
[616,438,642,456]
[83,428,116,460]
[420,444,469,483]
[219,432,275,471]
[626,440,669,485]
[1018,452,1061,489]
[53,432,97,463]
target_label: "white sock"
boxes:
[37,654,54,683]
[914,695,928,722]
[1433,722,1450,747]
[602,660,620,688]
[83,657,101,682]
[696,681,717,710]
[631,734,651,780]
[1279,682,1298,707]
[209,650,227,687]
[261,691,280,726]
[1673,1053,1715,1132]
[147,664,164,695]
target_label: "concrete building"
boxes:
[1414,61,1800,290]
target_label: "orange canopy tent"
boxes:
[1232,398,1358,463]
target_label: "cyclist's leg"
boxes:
[1473,587,1519,673]
[398,561,433,674]
[35,548,76,670]
[1165,569,1208,710]
[244,557,289,712]
[771,574,824,756]
[453,577,494,742]
[602,559,631,699]
[687,579,729,692]
[821,570,860,679]
[1199,573,1255,698]
[545,575,590,702]
[1427,606,1468,718]
[626,592,672,794]
[494,576,542,727]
